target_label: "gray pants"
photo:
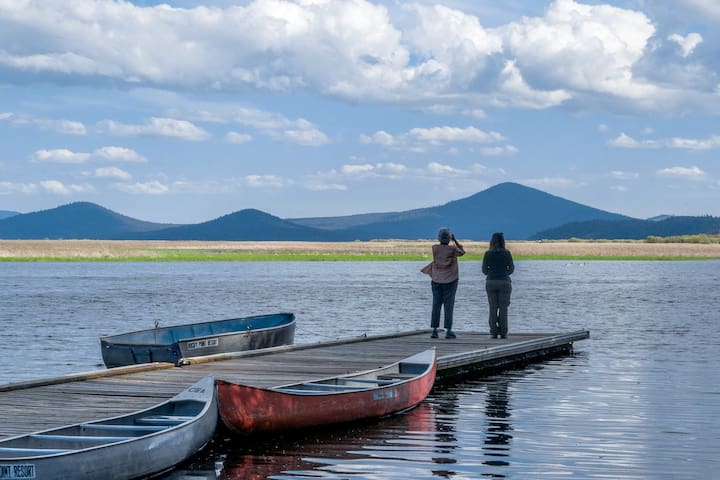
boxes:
[431,280,458,330]
[486,280,512,337]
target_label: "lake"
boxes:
[1,260,719,479]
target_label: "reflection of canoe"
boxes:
[0,375,217,480]
[100,313,296,367]
[217,349,436,435]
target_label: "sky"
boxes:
[1,0,719,223]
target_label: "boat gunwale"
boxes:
[99,313,296,345]
[261,348,437,396]
[0,375,216,461]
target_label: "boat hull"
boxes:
[217,350,436,434]
[0,376,217,480]
[100,313,296,367]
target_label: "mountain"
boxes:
[293,182,632,240]
[531,215,720,240]
[0,202,174,239]
[5,183,709,241]
[0,210,19,220]
[128,209,341,241]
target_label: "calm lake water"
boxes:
[1,260,719,479]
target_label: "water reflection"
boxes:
[483,379,513,469]
[161,375,521,480]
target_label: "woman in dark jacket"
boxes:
[482,232,514,338]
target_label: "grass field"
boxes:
[1,239,719,261]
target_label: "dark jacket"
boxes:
[482,249,514,281]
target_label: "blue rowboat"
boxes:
[100,313,296,368]
[0,375,217,480]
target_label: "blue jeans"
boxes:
[431,280,459,330]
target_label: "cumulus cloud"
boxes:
[656,166,708,180]
[609,133,720,150]
[0,113,87,135]
[499,0,657,99]
[245,175,286,188]
[0,181,37,194]
[114,181,169,194]
[94,167,131,180]
[33,149,91,164]
[40,180,93,195]
[361,125,507,152]
[610,170,640,180]
[97,117,210,141]
[0,0,709,113]
[226,132,252,144]
[93,146,147,162]
[668,33,703,57]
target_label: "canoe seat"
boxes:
[377,373,417,380]
[30,434,133,443]
[299,383,368,391]
[83,424,167,433]
[340,378,397,385]
[135,415,193,426]
[0,447,73,455]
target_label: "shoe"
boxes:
[445,331,456,339]
[500,335,507,339]
[430,329,438,339]
[491,335,498,339]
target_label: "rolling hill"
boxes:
[531,215,720,240]
[2,183,715,241]
[0,202,174,239]
[293,182,632,240]
[0,210,18,220]
[128,209,342,241]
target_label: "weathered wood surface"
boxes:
[0,330,588,438]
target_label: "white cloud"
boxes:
[93,146,147,162]
[609,133,720,150]
[0,181,37,194]
[361,125,505,152]
[40,180,93,195]
[524,177,581,188]
[495,60,572,109]
[94,167,131,180]
[226,132,252,144]
[33,118,87,135]
[610,170,639,180]
[499,0,657,99]
[33,149,91,164]
[0,0,701,113]
[656,166,708,180]
[114,181,169,194]
[668,33,703,58]
[426,162,465,175]
[304,181,347,191]
[97,117,210,141]
[245,175,285,188]
[478,145,518,156]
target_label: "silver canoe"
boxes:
[0,375,217,480]
[100,312,296,368]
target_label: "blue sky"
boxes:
[1,0,719,223]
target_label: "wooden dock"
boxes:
[0,329,588,439]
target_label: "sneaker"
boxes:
[430,329,439,338]
[445,331,456,339]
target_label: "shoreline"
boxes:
[1,239,719,261]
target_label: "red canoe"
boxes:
[217,348,437,434]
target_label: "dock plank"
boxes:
[0,329,588,439]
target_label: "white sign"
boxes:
[186,338,219,350]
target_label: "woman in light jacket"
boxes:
[422,228,465,339]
